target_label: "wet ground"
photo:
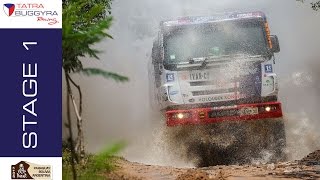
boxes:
[106,150,320,180]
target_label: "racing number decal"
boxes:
[265,64,273,73]
[166,73,175,82]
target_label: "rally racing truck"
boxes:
[149,11,286,166]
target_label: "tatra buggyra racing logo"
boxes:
[2,3,58,17]
[2,3,59,25]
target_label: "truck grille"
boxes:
[190,81,216,86]
[189,80,235,86]
[192,88,236,96]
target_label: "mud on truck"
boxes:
[149,11,286,166]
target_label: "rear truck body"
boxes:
[149,11,286,166]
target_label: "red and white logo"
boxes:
[3,3,15,16]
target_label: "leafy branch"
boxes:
[63,0,128,179]
[296,0,320,11]
[311,1,320,10]
[81,68,129,82]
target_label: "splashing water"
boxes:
[63,0,320,166]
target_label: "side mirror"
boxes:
[270,35,280,53]
[152,41,162,64]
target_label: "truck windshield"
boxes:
[163,20,268,64]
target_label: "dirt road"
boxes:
[107,150,320,180]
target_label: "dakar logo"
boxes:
[11,161,52,179]
[3,3,15,16]
[11,161,32,179]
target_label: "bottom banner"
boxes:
[0,157,61,179]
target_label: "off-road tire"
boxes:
[184,119,287,167]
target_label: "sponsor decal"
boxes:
[264,64,273,73]
[169,90,179,95]
[2,3,59,25]
[239,107,258,116]
[182,94,189,98]
[190,72,209,80]
[11,161,51,179]
[212,105,237,110]
[193,16,215,23]
[188,98,195,102]
[263,79,273,87]
[199,96,223,102]
[166,73,175,82]
[236,12,254,18]
[199,94,245,102]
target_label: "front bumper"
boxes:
[166,101,283,127]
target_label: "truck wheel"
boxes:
[265,118,287,162]
[192,142,240,167]
[248,118,287,163]
[185,123,247,167]
[191,119,287,166]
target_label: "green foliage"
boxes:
[62,0,111,72]
[62,0,128,178]
[297,0,320,11]
[311,1,320,10]
[63,142,125,180]
[62,0,128,81]
[82,68,129,82]
[87,142,125,173]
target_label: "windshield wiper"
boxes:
[169,54,266,69]
[188,54,266,65]
[187,55,230,67]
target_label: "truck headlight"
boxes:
[177,113,184,119]
[259,105,277,113]
[265,106,271,112]
[172,112,191,119]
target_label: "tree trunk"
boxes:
[65,71,78,180]
[68,75,85,161]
